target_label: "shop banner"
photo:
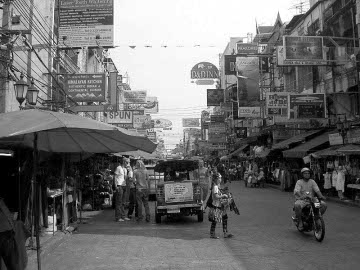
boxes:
[153,118,172,128]
[208,123,226,134]
[123,96,159,114]
[190,62,219,79]
[133,115,152,129]
[64,73,105,102]
[207,89,224,106]
[236,43,258,55]
[224,55,237,75]
[289,94,326,119]
[238,107,261,118]
[59,0,114,48]
[201,110,210,122]
[279,36,327,66]
[266,92,289,116]
[210,114,225,123]
[146,130,157,142]
[235,127,247,138]
[236,57,260,106]
[123,90,147,103]
[107,111,133,124]
[182,118,200,127]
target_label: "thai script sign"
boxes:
[210,114,225,123]
[64,73,105,102]
[289,94,326,119]
[236,57,260,106]
[266,92,289,116]
[238,107,261,118]
[107,111,133,124]
[182,118,200,127]
[207,89,224,106]
[208,123,226,134]
[165,183,193,203]
[59,0,114,48]
[191,62,219,79]
[123,90,147,103]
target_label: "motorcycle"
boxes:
[292,191,325,242]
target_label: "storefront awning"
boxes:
[229,144,249,157]
[271,130,323,150]
[336,144,360,155]
[282,132,331,158]
[311,145,342,158]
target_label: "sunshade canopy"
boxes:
[311,145,342,158]
[113,150,160,160]
[272,130,322,150]
[154,159,199,172]
[0,109,156,153]
[336,144,360,155]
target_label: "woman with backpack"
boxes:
[207,172,233,239]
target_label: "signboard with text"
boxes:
[207,89,224,106]
[235,127,247,138]
[59,0,114,48]
[238,107,261,118]
[64,73,105,102]
[123,90,147,103]
[190,62,219,79]
[289,94,326,119]
[133,115,152,129]
[182,118,200,127]
[236,57,260,106]
[107,111,133,124]
[236,43,258,54]
[224,55,237,75]
[266,92,289,116]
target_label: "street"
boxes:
[27,182,360,270]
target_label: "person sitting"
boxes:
[293,167,327,230]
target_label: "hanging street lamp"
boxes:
[14,73,29,106]
[336,116,350,145]
[26,79,39,106]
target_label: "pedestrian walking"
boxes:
[134,160,150,222]
[208,173,233,239]
[114,159,130,222]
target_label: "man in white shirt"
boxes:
[114,159,130,222]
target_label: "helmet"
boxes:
[301,167,311,174]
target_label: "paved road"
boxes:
[27,182,360,270]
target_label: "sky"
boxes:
[109,0,307,148]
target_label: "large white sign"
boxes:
[238,107,261,118]
[107,111,133,124]
[133,115,151,128]
[164,182,193,203]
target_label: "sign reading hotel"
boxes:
[123,90,147,103]
[190,62,219,79]
[266,92,289,116]
[107,111,133,124]
[64,73,105,102]
[277,36,327,66]
[59,0,114,48]
[289,94,326,119]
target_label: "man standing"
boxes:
[0,197,19,270]
[134,160,150,222]
[114,160,130,222]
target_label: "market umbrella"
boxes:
[0,109,156,270]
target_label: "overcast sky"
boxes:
[109,0,306,147]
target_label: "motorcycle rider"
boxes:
[294,168,327,230]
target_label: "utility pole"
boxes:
[356,0,360,116]
[0,0,11,113]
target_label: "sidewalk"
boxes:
[265,183,360,208]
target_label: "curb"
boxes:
[265,183,360,208]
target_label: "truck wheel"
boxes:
[197,211,204,222]
[155,213,162,223]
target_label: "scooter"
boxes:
[292,191,326,242]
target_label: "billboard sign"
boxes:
[238,107,261,118]
[235,127,247,138]
[64,73,105,102]
[220,102,233,113]
[123,90,147,103]
[107,111,133,124]
[289,94,326,119]
[133,115,152,129]
[224,55,237,75]
[236,57,260,106]
[59,0,114,48]
[279,36,327,65]
[190,62,219,79]
[210,114,225,123]
[123,96,159,114]
[236,43,258,54]
[266,92,289,116]
[182,118,200,127]
[208,123,226,134]
[153,119,172,128]
[207,89,224,106]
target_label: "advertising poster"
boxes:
[282,36,327,65]
[201,110,210,122]
[266,92,289,116]
[224,55,237,75]
[220,102,233,113]
[182,118,200,127]
[238,107,261,118]
[207,89,224,106]
[123,90,147,103]
[208,123,226,134]
[153,119,172,128]
[124,96,159,114]
[64,73,105,102]
[289,94,326,119]
[133,115,152,129]
[236,57,260,106]
[59,0,114,48]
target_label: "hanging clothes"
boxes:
[323,172,332,190]
[336,167,346,192]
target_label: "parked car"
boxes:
[153,159,203,223]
